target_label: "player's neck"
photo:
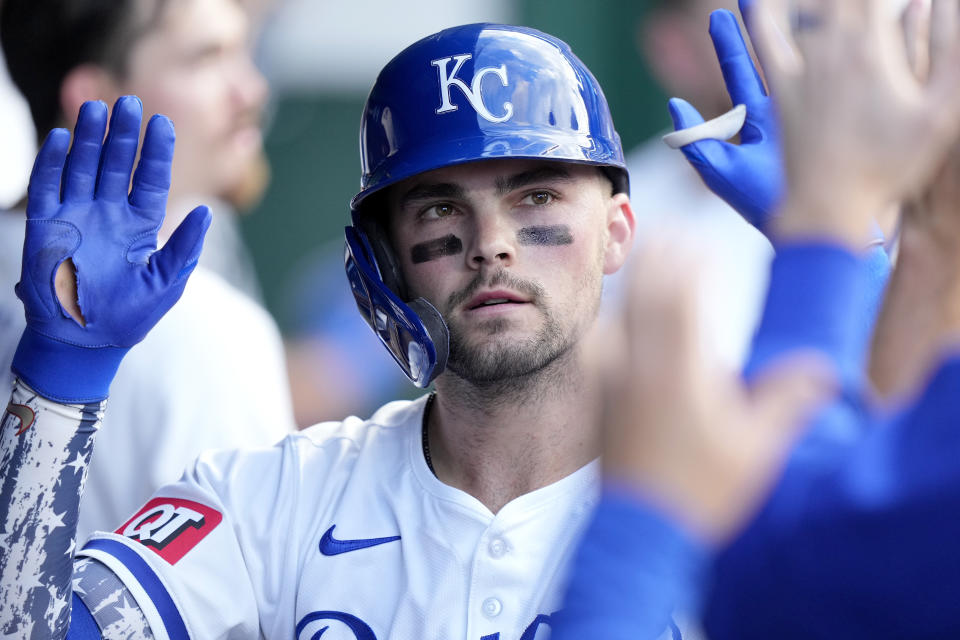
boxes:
[428,348,601,514]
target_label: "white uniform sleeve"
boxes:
[76,438,304,639]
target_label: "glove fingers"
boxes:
[61,101,107,203]
[27,128,70,218]
[680,139,730,179]
[710,9,768,106]
[668,97,706,131]
[150,205,211,288]
[96,96,143,203]
[129,114,175,220]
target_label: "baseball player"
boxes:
[0,23,661,640]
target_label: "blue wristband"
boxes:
[12,326,128,403]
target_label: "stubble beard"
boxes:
[441,269,578,385]
[446,311,570,384]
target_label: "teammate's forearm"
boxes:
[746,242,872,390]
[0,379,102,638]
[556,486,706,640]
[707,354,960,638]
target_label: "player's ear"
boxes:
[602,193,635,275]
[60,64,121,125]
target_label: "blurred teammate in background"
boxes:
[0,0,294,541]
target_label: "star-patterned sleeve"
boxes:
[0,379,102,638]
[73,557,155,638]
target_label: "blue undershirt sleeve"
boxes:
[745,241,888,463]
[745,241,881,389]
[705,354,960,639]
[555,485,707,640]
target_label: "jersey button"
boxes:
[488,538,507,558]
[482,597,503,618]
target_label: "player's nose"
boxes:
[230,53,268,113]
[466,211,515,270]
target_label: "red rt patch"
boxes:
[117,498,222,564]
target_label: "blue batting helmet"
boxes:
[344,22,628,387]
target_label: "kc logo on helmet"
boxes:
[117,498,222,564]
[431,53,513,123]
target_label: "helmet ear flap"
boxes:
[355,198,408,301]
[344,224,449,388]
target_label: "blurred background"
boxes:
[2,0,766,426]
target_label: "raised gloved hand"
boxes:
[666,1,784,231]
[12,96,211,403]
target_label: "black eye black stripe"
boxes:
[517,225,573,246]
[411,234,463,264]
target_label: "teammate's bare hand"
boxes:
[600,238,833,544]
[895,0,960,251]
[748,0,960,245]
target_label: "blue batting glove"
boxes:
[12,96,211,403]
[668,4,784,232]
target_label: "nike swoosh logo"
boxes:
[319,525,400,556]
[6,403,35,436]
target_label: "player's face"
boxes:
[388,159,633,383]
[117,0,267,203]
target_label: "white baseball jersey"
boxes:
[77,395,606,640]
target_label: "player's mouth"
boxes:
[464,290,531,314]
